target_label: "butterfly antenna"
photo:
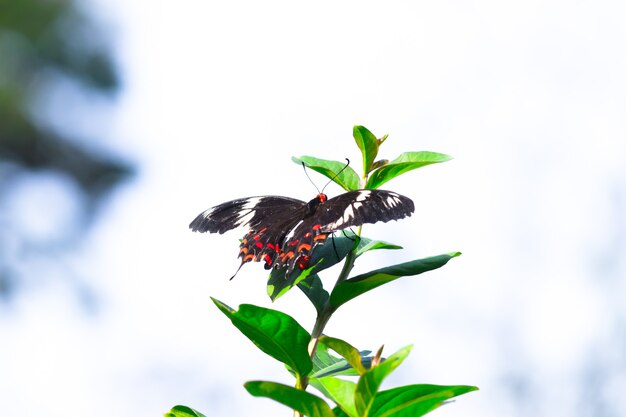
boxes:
[301,162,321,194]
[321,158,350,193]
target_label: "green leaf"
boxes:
[298,274,330,315]
[333,406,351,417]
[369,384,479,417]
[312,341,344,376]
[329,252,461,310]
[268,234,356,301]
[267,260,319,302]
[311,341,373,378]
[353,125,380,175]
[164,405,207,417]
[244,381,336,417]
[355,236,403,257]
[292,156,360,191]
[211,298,312,377]
[309,377,359,417]
[318,336,367,375]
[355,345,412,416]
[365,151,452,189]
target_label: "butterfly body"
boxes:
[190,190,414,278]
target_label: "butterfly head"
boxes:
[306,193,327,215]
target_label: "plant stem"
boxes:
[294,177,370,416]
[293,376,307,417]
[301,224,363,393]
[334,225,361,286]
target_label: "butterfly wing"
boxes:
[315,189,415,232]
[273,216,329,274]
[189,196,309,274]
[189,190,414,278]
[274,189,415,275]
[189,196,306,234]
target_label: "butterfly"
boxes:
[189,189,415,279]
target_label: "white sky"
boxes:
[2,1,626,416]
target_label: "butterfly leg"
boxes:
[330,233,342,262]
[229,262,245,281]
[341,228,358,242]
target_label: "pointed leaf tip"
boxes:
[212,300,312,377]
[365,151,453,189]
[355,345,413,416]
[353,125,380,175]
[368,384,478,417]
[329,253,460,310]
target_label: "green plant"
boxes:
[167,126,477,417]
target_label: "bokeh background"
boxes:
[1,1,625,416]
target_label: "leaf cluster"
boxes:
[168,126,476,417]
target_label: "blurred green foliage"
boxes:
[0,0,132,300]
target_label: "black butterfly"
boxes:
[189,189,414,278]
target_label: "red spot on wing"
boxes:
[280,250,295,262]
[255,241,263,249]
[297,243,312,252]
[312,224,322,230]
[297,255,311,270]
